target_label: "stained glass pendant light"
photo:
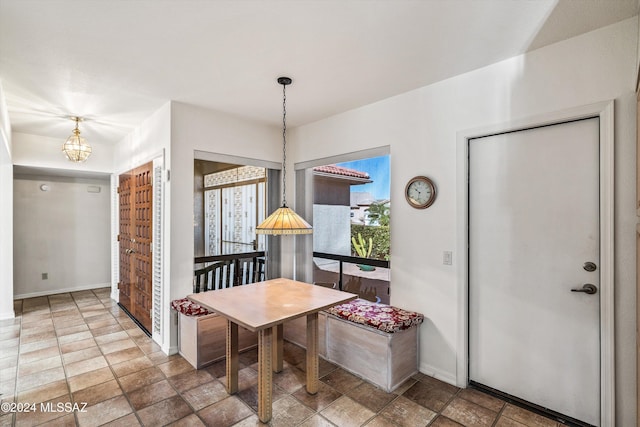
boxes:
[256,77,312,235]
[62,116,92,162]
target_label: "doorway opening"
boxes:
[193,154,282,285]
[194,160,267,258]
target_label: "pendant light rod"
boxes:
[278,76,291,207]
[255,76,312,235]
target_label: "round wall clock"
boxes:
[405,176,436,209]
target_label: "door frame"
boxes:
[456,101,615,426]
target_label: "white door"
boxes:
[468,118,600,426]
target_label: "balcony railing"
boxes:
[194,251,266,291]
[194,250,265,266]
[194,251,391,304]
[313,251,390,304]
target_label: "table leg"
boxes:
[258,327,273,423]
[226,320,238,394]
[272,324,284,373]
[306,312,319,394]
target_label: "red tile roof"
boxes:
[313,165,370,179]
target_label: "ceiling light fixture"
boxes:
[256,77,312,235]
[62,116,92,162]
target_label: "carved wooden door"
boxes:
[118,161,153,333]
[132,163,153,332]
[118,171,133,314]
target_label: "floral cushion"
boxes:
[171,298,211,316]
[325,299,424,333]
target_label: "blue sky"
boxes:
[336,155,390,200]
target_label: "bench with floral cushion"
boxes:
[171,297,210,316]
[171,297,257,369]
[283,298,424,392]
[325,298,424,333]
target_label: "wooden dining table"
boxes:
[188,278,357,423]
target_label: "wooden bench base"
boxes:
[178,311,257,369]
[284,312,419,392]
[284,313,328,358]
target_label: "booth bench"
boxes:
[284,298,424,392]
[172,254,265,368]
[171,298,257,369]
[172,294,424,392]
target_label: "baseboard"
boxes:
[110,287,119,302]
[14,283,111,300]
[0,310,15,320]
[166,345,179,356]
[419,362,458,387]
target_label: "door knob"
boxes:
[571,284,598,294]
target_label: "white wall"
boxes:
[13,175,111,298]
[291,18,637,425]
[114,102,171,174]
[0,81,14,319]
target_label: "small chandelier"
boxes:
[256,77,312,235]
[62,116,92,162]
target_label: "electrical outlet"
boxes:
[42,273,48,280]
[443,251,453,265]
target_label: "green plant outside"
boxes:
[351,224,390,261]
[351,233,373,258]
[365,202,390,226]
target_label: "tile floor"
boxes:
[0,288,565,427]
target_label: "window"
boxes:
[310,154,390,303]
[194,155,282,282]
[202,165,267,255]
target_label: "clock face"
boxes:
[405,176,436,209]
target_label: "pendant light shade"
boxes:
[256,77,312,236]
[256,205,313,235]
[62,117,92,162]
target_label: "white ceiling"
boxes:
[1,0,638,146]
